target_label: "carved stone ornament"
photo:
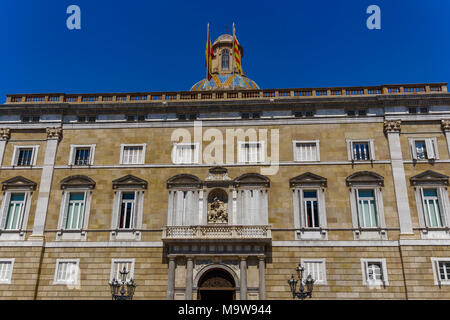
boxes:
[207,197,228,224]
[383,120,401,133]
[206,166,231,181]
[46,127,63,141]
[0,128,11,141]
[442,119,450,132]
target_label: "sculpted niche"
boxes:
[207,189,228,224]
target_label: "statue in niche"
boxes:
[207,189,228,224]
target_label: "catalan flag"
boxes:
[205,23,214,81]
[233,23,244,75]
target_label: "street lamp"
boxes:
[109,266,136,300]
[288,263,314,300]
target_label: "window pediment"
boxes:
[112,175,147,189]
[60,175,96,190]
[290,172,327,188]
[167,174,202,189]
[2,176,37,191]
[234,173,270,188]
[346,171,384,187]
[410,170,449,186]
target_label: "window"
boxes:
[0,260,14,284]
[291,173,328,240]
[12,146,39,166]
[411,171,450,238]
[293,141,320,161]
[110,259,135,283]
[77,116,96,123]
[347,172,386,239]
[21,116,40,123]
[238,142,265,163]
[111,175,147,240]
[347,109,367,116]
[422,189,443,227]
[54,260,79,285]
[357,189,378,228]
[69,145,95,166]
[241,112,260,119]
[57,175,95,241]
[293,111,315,118]
[347,140,375,161]
[432,258,450,285]
[234,173,270,226]
[361,259,388,286]
[410,138,439,160]
[301,259,326,285]
[167,174,202,226]
[0,177,35,240]
[3,193,26,230]
[119,192,136,229]
[120,144,146,165]
[126,115,146,122]
[64,193,86,230]
[302,190,319,228]
[221,49,230,70]
[172,143,199,164]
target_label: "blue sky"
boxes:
[0,0,449,103]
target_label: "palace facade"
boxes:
[0,34,450,300]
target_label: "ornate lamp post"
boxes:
[288,263,314,300]
[109,266,137,300]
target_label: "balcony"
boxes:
[162,225,271,242]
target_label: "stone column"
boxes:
[30,127,62,238]
[258,256,266,300]
[167,256,176,300]
[384,120,413,234]
[185,256,193,300]
[0,128,11,166]
[240,256,247,300]
[442,120,450,155]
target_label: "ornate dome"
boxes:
[191,73,259,91]
[190,32,259,91]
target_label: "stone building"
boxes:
[0,34,449,300]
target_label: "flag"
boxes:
[205,23,214,81]
[233,23,244,75]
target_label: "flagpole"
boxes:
[232,22,235,91]
[206,23,210,90]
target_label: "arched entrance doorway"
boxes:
[197,268,236,300]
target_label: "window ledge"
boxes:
[56,230,86,241]
[110,230,141,241]
[0,231,25,241]
[354,229,387,240]
[295,229,327,240]
[421,229,450,239]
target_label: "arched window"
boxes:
[221,49,230,71]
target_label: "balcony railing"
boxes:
[162,225,271,240]
[5,83,447,105]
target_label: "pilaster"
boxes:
[185,256,193,300]
[30,127,62,239]
[167,256,176,300]
[239,256,247,300]
[384,120,413,235]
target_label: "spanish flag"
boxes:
[233,23,244,75]
[205,23,214,81]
